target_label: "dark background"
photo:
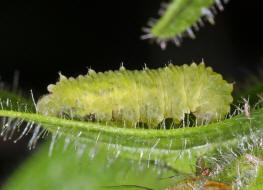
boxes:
[0,0,262,186]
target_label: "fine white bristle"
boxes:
[215,0,224,11]
[201,7,215,25]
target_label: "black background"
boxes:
[0,0,262,186]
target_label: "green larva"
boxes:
[37,63,233,128]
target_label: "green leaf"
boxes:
[0,89,35,112]
[209,148,263,190]
[245,148,263,190]
[233,80,263,107]
[247,166,263,190]
[2,138,175,190]
[1,108,263,174]
[142,0,229,49]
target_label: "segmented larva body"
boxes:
[37,63,233,128]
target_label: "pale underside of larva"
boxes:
[37,63,233,128]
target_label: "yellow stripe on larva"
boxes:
[37,62,233,128]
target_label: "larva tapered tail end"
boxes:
[181,63,233,124]
[142,0,230,49]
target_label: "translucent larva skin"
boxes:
[37,63,233,128]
